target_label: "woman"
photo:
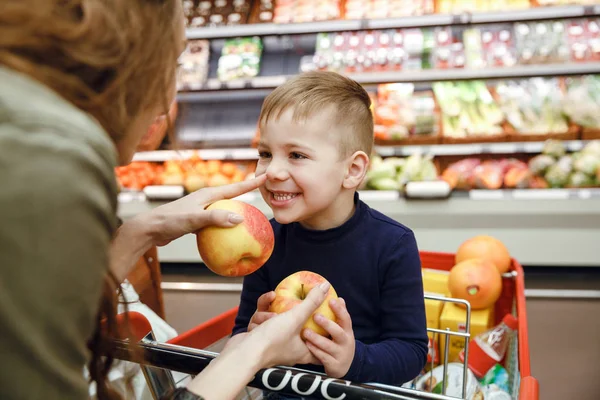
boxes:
[0,1,325,399]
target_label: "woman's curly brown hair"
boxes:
[0,0,181,398]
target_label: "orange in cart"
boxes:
[448,259,502,310]
[456,235,512,274]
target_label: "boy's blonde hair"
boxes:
[259,71,374,158]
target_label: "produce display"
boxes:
[196,199,274,276]
[564,75,600,129]
[495,78,569,135]
[365,153,439,190]
[217,37,263,81]
[528,139,600,187]
[373,84,439,142]
[433,81,505,139]
[115,156,254,192]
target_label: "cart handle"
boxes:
[519,376,539,400]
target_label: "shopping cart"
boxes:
[112,251,539,400]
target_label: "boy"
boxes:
[232,71,428,386]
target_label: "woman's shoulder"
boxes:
[0,66,117,178]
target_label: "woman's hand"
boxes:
[110,175,265,281]
[141,174,266,246]
[242,282,330,367]
[185,282,330,400]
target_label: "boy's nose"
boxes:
[265,159,289,181]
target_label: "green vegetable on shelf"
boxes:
[528,154,555,176]
[542,139,566,158]
[574,153,600,176]
[433,81,504,138]
[568,171,595,188]
[545,163,571,188]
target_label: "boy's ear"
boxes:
[343,151,369,190]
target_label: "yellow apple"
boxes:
[196,199,274,277]
[269,271,338,337]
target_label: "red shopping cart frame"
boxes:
[121,251,539,399]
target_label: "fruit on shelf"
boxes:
[196,199,274,277]
[448,259,503,310]
[527,154,555,176]
[456,235,512,274]
[269,271,338,337]
[115,162,163,191]
[366,154,438,190]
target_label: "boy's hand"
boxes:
[247,291,277,332]
[303,298,355,378]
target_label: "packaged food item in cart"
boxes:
[479,364,511,394]
[440,303,494,364]
[459,313,519,378]
[415,363,482,399]
[217,37,263,81]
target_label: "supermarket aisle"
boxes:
[160,268,600,400]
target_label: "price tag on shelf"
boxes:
[358,191,400,201]
[225,79,247,89]
[252,76,287,88]
[200,149,227,160]
[205,79,222,90]
[523,142,543,153]
[487,143,516,154]
[512,189,570,200]
[469,190,505,200]
[577,189,592,200]
[118,191,146,203]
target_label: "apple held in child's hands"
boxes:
[196,199,274,277]
[269,271,338,336]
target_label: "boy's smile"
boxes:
[256,107,357,230]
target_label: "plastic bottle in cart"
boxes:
[459,314,519,378]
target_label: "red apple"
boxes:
[196,199,274,277]
[269,271,338,336]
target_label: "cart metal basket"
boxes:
[112,251,538,400]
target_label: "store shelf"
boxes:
[186,5,600,40]
[132,140,587,161]
[117,189,600,266]
[132,148,259,162]
[177,63,600,94]
[375,139,588,157]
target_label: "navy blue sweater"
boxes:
[233,194,428,385]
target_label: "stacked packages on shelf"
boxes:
[182,0,597,28]
[309,18,600,75]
